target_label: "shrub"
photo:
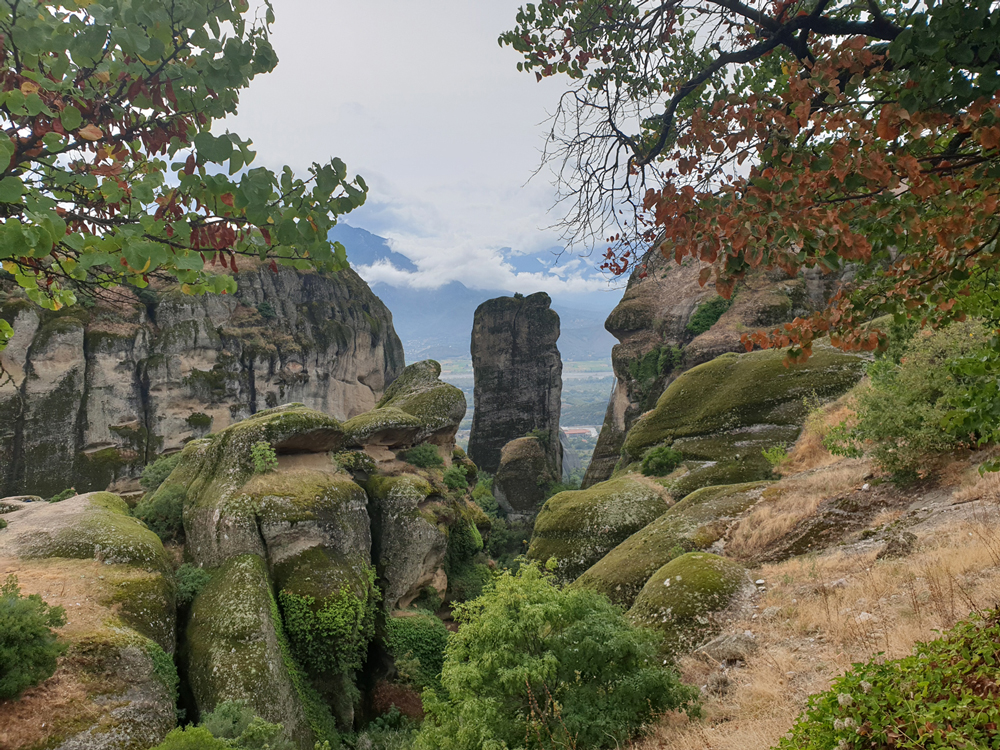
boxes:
[48,487,76,503]
[175,564,212,609]
[256,301,277,320]
[524,427,550,447]
[0,575,67,699]
[761,443,789,468]
[133,485,186,542]
[413,563,698,750]
[403,443,442,468]
[385,613,450,689]
[685,296,731,335]
[0,518,6,530]
[471,476,498,517]
[442,466,468,491]
[251,440,278,474]
[825,321,989,480]
[777,609,1000,750]
[150,726,229,750]
[333,450,376,474]
[444,521,489,602]
[641,445,683,476]
[140,453,182,493]
[186,412,212,429]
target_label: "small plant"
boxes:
[471,476,499,517]
[47,487,76,503]
[251,440,278,474]
[685,295,731,335]
[385,612,450,689]
[256,301,277,320]
[140,453,182,493]
[333,450,376,474]
[524,427,550,447]
[762,443,789,468]
[175,564,212,609]
[0,518,7,530]
[133,486,186,542]
[403,443,443,468]
[442,466,468,491]
[185,412,213,429]
[0,575,67,700]
[641,445,683,476]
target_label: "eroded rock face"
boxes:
[468,293,562,476]
[0,493,177,750]
[493,436,556,520]
[0,266,404,498]
[527,476,670,580]
[620,345,865,497]
[585,244,849,487]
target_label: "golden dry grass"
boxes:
[632,503,1000,750]
[779,392,858,476]
[725,459,870,561]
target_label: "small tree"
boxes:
[0,575,67,699]
[414,563,697,750]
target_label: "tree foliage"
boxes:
[0,574,66,699]
[0,0,367,350]
[414,563,697,750]
[502,1,1000,359]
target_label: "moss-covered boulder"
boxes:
[576,480,771,606]
[527,476,671,580]
[628,552,749,654]
[0,493,177,749]
[366,474,448,610]
[620,345,865,496]
[186,554,331,748]
[493,436,557,520]
[353,360,466,448]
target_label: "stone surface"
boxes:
[575,480,772,607]
[585,243,850,488]
[527,476,670,580]
[0,493,177,750]
[877,530,917,560]
[0,266,404,498]
[628,552,750,654]
[468,293,562,476]
[619,345,865,498]
[492,436,556,520]
[695,632,759,664]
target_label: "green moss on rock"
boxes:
[576,481,772,606]
[342,407,422,446]
[628,552,748,653]
[528,476,671,580]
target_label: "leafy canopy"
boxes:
[0,0,367,350]
[414,562,697,750]
[502,1,1000,359]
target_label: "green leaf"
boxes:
[60,105,82,132]
[0,177,24,203]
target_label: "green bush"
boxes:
[445,521,489,602]
[0,575,67,699]
[685,296,731,335]
[198,700,295,749]
[413,563,698,750]
[825,321,989,480]
[761,443,788,468]
[186,412,213,428]
[333,450,376,474]
[403,443,442,468]
[471,476,498,517]
[150,726,229,750]
[777,609,1000,750]
[133,485,186,542]
[442,466,468,491]
[385,613,450,689]
[251,440,278,474]
[141,453,182,493]
[0,518,6,530]
[641,445,683,476]
[48,487,76,503]
[175,563,212,609]
[257,301,277,320]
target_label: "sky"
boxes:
[227,1,623,299]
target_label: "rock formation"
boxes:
[492,436,557,520]
[0,493,177,749]
[0,266,405,498]
[467,293,562,477]
[584,244,849,487]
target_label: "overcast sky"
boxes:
[227,1,618,296]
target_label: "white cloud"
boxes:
[227,1,612,294]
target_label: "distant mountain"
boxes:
[331,224,620,363]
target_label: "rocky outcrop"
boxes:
[585,244,849,487]
[0,266,405,498]
[0,493,177,749]
[576,480,773,607]
[492,436,557,520]
[527,476,671,580]
[619,345,865,497]
[468,293,562,476]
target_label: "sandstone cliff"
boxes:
[584,246,846,486]
[0,267,405,498]
[467,292,562,476]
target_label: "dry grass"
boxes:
[951,462,1000,505]
[633,503,1000,750]
[725,459,870,560]
[779,392,859,476]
